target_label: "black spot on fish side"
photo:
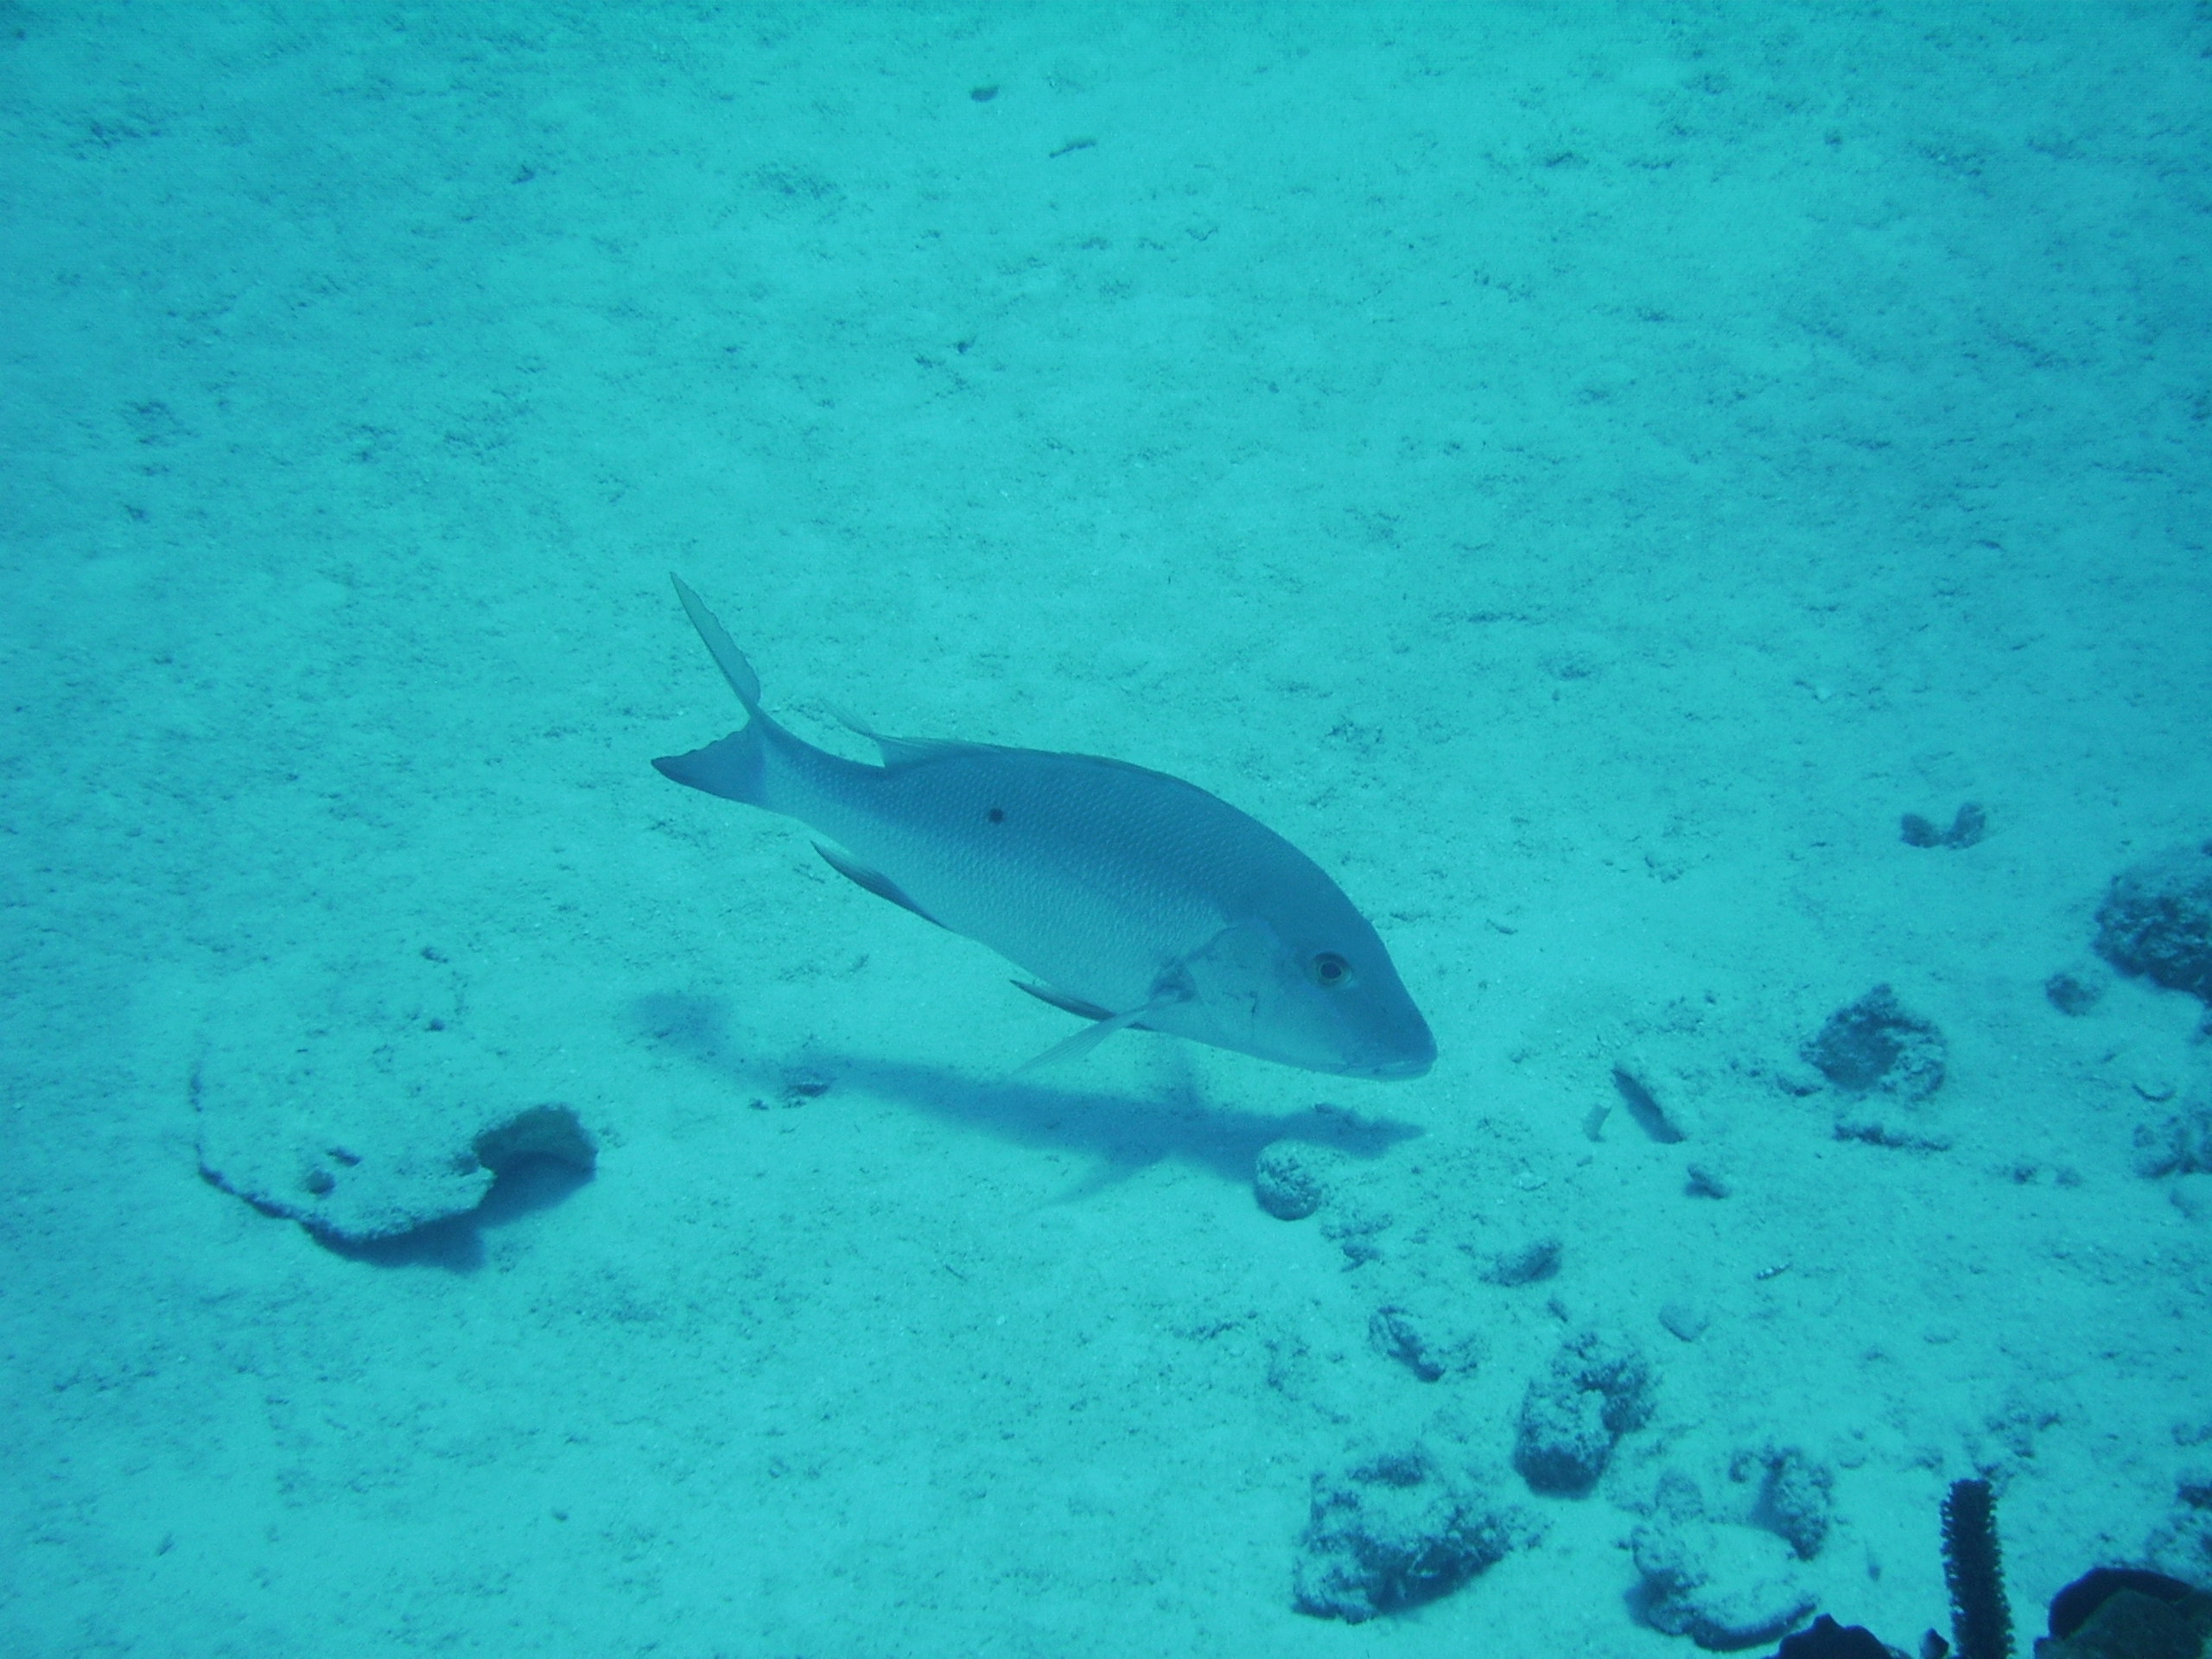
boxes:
[986,807,1005,823]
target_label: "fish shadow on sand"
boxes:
[632,991,1421,1193]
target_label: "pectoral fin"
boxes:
[1016,1001,1161,1075]
[1013,961,1205,1072]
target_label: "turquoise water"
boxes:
[5,4,2209,1655]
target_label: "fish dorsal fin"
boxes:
[879,733,1009,768]
[825,702,883,744]
[815,843,944,927]
[824,702,1001,770]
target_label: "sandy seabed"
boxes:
[3,4,2209,1656]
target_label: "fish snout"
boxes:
[1358,1050,1434,1082]
[1344,1017,1436,1080]
[1363,1050,1434,1081]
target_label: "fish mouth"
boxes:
[1347,1048,1434,1082]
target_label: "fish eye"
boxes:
[1307,951,1354,990]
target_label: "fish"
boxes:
[652,576,1434,1079]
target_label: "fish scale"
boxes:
[787,747,1258,1010]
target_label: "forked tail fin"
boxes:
[670,575,761,710]
[653,575,769,805]
[653,728,766,804]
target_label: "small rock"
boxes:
[197,1017,596,1246]
[1659,1301,1711,1344]
[2171,1175,2212,1221]
[1770,1065,1827,1099]
[2044,969,2104,1016]
[2043,1586,2212,1659]
[1613,1064,1689,1144]
[1473,1236,1561,1287]
[1802,985,1947,1099]
[1685,1161,1732,1199]
[2046,1567,2211,1656]
[1292,1445,1535,1623]
[2095,842,2212,1002]
[1775,1613,1897,1657]
[1514,1330,1655,1494]
[1901,803,1986,849]
[1733,1446,1834,1560]
[1832,1108,1956,1154]
[780,1069,833,1106]
[1319,1200,1393,1266]
[1369,1306,1482,1382]
[192,951,597,1248]
[202,1095,596,1245]
[1254,1141,1333,1220]
[1634,1514,1816,1650]
[2133,1104,2212,1179]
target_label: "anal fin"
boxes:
[1012,981,1122,1023]
[815,844,943,928]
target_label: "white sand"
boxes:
[3,3,2209,1654]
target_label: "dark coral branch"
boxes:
[1941,1478,2014,1659]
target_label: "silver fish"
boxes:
[652,576,1434,1079]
